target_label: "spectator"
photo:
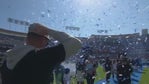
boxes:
[63,68,71,84]
[54,64,65,84]
[0,23,81,84]
[111,60,117,79]
[85,59,96,84]
[104,57,112,83]
[76,69,85,84]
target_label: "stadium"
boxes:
[0,27,149,84]
[0,0,149,84]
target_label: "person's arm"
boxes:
[48,28,82,58]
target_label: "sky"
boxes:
[0,0,149,37]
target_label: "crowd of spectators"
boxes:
[0,32,149,84]
[0,33,24,46]
[82,33,149,59]
[0,32,149,60]
[0,32,148,64]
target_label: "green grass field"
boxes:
[94,65,106,82]
[72,65,105,84]
[53,65,105,84]
[139,67,149,84]
[54,65,149,84]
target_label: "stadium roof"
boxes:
[0,28,26,37]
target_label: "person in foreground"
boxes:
[0,23,82,84]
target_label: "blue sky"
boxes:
[0,0,149,37]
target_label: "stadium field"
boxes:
[94,65,106,83]
[53,65,148,84]
[70,65,105,84]
[139,67,149,84]
[53,65,105,84]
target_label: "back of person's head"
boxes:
[64,68,70,74]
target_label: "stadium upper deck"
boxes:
[0,28,26,37]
